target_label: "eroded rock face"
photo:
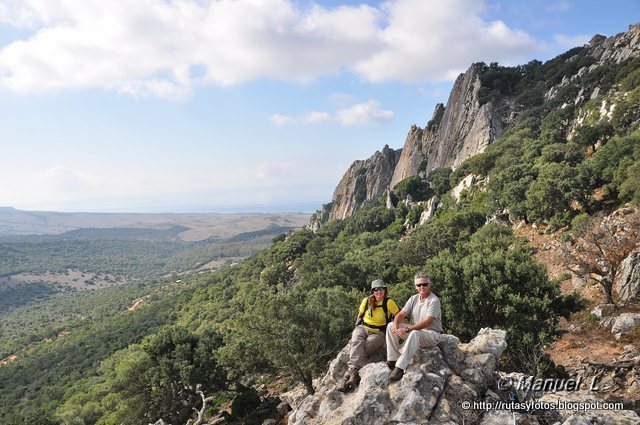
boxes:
[308,24,640,229]
[325,145,401,222]
[390,63,504,189]
[419,196,440,225]
[589,23,640,65]
[286,328,507,425]
[614,251,640,301]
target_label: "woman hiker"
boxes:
[337,279,400,392]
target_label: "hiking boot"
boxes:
[389,367,404,381]
[337,370,351,392]
[337,369,360,392]
[346,370,360,388]
[386,360,396,370]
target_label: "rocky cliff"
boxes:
[310,145,401,226]
[310,23,640,229]
[390,63,505,189]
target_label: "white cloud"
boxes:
[353,0,539,82]
[328,92,358,107]
[44,166,94,192]
[336,100,394,126]
[269,114,296,126]
[302,111,332,124]
[0,161,331,212]
[0,0,542,98]
[270,99,393,126]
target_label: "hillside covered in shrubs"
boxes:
[2,26,640,425]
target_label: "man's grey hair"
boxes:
[414,272,433,283]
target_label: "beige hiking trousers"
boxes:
[386,323,441,370]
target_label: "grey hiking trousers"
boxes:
[347,325,385,371]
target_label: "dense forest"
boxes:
[1,42,640,424]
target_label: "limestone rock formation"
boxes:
[286,328,507,425]
[308,202,333,233]
[451,174,479,202]
[611,313,640,335]
[309,23,640,230]
[589,23,640,65]
[325,145,401,222]
[614,251,640,301]
[419,196,440,225]
[390,63,504,189]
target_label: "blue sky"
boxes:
[0,0,638,213]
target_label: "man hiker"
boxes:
[386,272,443,381]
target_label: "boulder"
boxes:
[611,313,640,335]
[451,174,476,202]
[540,391,640,425]
[287,328,507,425]
[591,304,615,319]
[419,196,440,225]
[614,251,640,301]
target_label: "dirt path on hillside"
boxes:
[513,223,626,371]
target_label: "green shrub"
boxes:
[426,167,452,196]
[392,176,432,201]
[406,205,425,227]
[231,389,261,419]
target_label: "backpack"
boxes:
[357,297,394,332]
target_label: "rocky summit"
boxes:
[284,328,508,424]
[310,23,640,228]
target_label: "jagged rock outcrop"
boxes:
[589,23,640,65]
[450,174,479,202]
[311,59,506,229]
[611,313,640,336]
[309,23,640,230]
[390,63,505,189]
[547,23,640,102]
[285,328,507,425]
[614,251,640,301]
[325,145,401,221]
[309,202,333,233]
[419,196,440,225]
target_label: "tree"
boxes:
[426,224,570,370]
[397,209,485,266]
[525,163,589,223]
[567,209,640,305]
[489,163,537,220]
[139,327,227,424]
[572,122,613,152]
[426,168,452,196]
[219,285,360,394]
[618,156,640,204]
[340,204,396,236]
[392,176,432,202]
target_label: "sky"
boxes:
[0,0,638,213]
